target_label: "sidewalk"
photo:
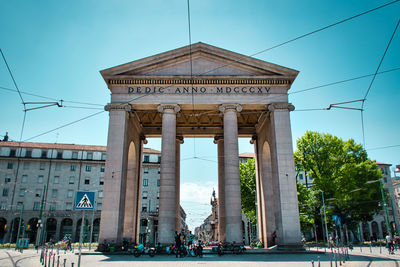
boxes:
[0,246,399,267]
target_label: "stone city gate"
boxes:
[99,42,301,248]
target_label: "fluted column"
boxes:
[175,136,184,233]
[157,104,180,245]
[219,104,243,243]
[214,136,226,242]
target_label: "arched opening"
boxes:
[92,218,100,242]
[381,221,388,236]
[75,218,89,243]
[27,218,39,243]
[60,218,73,240]
[123,141,139,242]
[11,218,24,243]
[371,221,379,241]
[46,218,57,242]
[0,218,7,243]
[362,222,370,241]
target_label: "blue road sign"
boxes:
[75,191,95,210]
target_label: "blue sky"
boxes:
[1,0,399,230]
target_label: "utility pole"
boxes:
[16,203,24,248]
[380,180,392,235]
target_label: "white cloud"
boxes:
[180,181,217,231]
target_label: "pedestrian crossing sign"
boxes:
[75,191,95,210]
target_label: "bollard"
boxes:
[330,252,333,267]
[71,263,74,267]
[380,243,382,254]
[57,246,59,255]
[52,253,55,267]
[338,249,342,266]
[342,247,345,263]
[369,243,372,253]
[44,250,48,267]
[334,250,338,267]
[360,245,362,252]
[48,252,52,267]
[57,256,60,267]
[311,260,315,267]
[63,259,66,267]
[318,256,321,267]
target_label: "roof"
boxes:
[239,152,255,158]
[0,141,160,154]
[376,162,392,166]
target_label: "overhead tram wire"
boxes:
[118,1,400,107]
[360,17,400,147]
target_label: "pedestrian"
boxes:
[386,234,394,254]
[188,231,194,248]
[395,233,400,251]
[272,230,277,245]
[175,232,181,258]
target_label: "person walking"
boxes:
[386,234,394,254]
[175,232,182,258]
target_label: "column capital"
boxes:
[268,103,295,112]
[176,136,184,144]
[219,104,242,113]
[157,104,180,113]
[213,136,224,144]
[105,103,132,112]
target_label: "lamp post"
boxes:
[35,185,46,247]
[16,203,24,249]
[366,179,391,235]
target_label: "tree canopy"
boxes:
[240,158,257,224]
[294,131,383,228]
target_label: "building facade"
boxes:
[0,140,185,245]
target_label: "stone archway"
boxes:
[98,42,302,249]
[60,218,73,239]
[0,218,6,242]
[27,218,39,243]
[46,218,57,242]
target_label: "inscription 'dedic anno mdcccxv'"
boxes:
[127,86,272,94]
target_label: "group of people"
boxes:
[62,234,72,250]
[385,233,400,254]
[171,230,200,257]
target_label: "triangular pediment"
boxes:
[101,42,298,79]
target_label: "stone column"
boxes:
[214,136,226,242]
[219,104,243,243]
[157,104,180,245]
[268,103,302,248]
[175,136,183,233]
[98,103,131,244]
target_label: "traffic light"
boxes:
[4,224,6,230]
[27,225,30,230]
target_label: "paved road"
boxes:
[1,246,400,267]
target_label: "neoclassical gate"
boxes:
[99,42,301,248]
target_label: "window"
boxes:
[38,175,44,183]
[156,204,159,212]
[157,179,160,187]
[0,202,6,210]
[2,189,8,196]
[71,164,76,171]
[50,203,56,211]
[19,189,25,197]
[99,177,104,185]
[87,152,93,160]
[97,203,102,210]
[157,191,159,199]
[144,155,150,162]
[25,150,32,158]
[157,156,161,163]
[7,162,13,169]
[101,153,106,160]
[69,176,75,184]
[39,162,45,170]
[57,151,62,159]
[72,151,78,159]
[17,202,23,208]
[299,174,303,180]
[41,150,47,158]
[23,162,30,170]
[142,191,148,199]
[9,149,16,157]
[86,165,91,172]
[67,190,73,198]
[5,176,11,184]
[84,178,90,185]
[142,205,147,212]
[22,175,27,183]
[54,176,59,184]
[66,202,72,210]
[100,165,105,172]
[144,167,149,174]
[99,191,103,198]
[52,189,57,198]
[55,163,61,171]
[33,202,40,210]
[141,219,148,227]
[36,189,41,197]
[143,179,148,186]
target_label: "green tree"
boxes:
[240,158,256,223]
[294,131,382,230]
[297,182,317,230]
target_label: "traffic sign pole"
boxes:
[78,211,85,267]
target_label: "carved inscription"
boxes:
[127,86,272,94]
